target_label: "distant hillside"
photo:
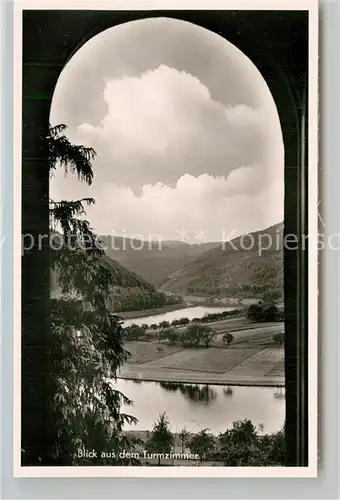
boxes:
[160,223,284,301]
[100,236,218,287]
[50,246,182,313]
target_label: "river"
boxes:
[114,379,285,434]
[119,306,284,434]
[123,306,236,327]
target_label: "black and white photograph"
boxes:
[15,0,318,476]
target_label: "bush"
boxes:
[182,324,215,347]
[191,317,202,323]
[159,320,170,329]
[177,317,190,326]
[264,305,279,322]
[222,333,234,346]
[188,429,216,463]
[200,309,242,324]
[124,324,145,341]
[272,332,284,345]
[247,303,265,321]
[248,303,281,322]
[216,419,285,466]
[160,328,180,345]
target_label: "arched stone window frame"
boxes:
[20,10,310,467]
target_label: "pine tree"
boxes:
[145,412,174,465]
[178,427,190,454]
[23,124,137,465]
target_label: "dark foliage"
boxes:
[145,413,174,465]
[215,419,285,466]
[247,303,281,322]
[33,124,139,465]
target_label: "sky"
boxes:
[50,17,284,243]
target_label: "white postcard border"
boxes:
[13,0,319,478]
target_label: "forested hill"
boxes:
[50,249,182,313]
[101,235,218,287]
[160,223,284,300]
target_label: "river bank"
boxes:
[116,297,250,321]
[118,364,284,387]
[120,305,242,328]
[183,295,252,307]
[117,302,191,320]
[119,337,285,387]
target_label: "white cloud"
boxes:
[51,63,284,240]
[53,172,283,242]
[74,65,283,192]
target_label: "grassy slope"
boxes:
[101,236,218,287]
[161,223,284,298]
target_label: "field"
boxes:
[121,332,285,386]
[125,342,183,364]
[144,347,260,373]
